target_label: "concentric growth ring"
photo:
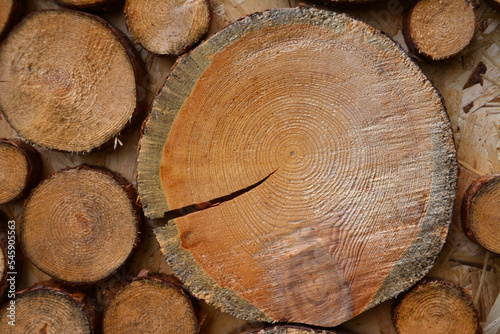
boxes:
[138,7,457,327]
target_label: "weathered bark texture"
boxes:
[138,7,457,327]
[124,0,211,55]
[0,10,147,152]
[0,0,24,41]
[462,174,500,254]
[102,275,199,334]
[0,139,41,204]
[403,0,476,61]
[0,282,95,333]
[393,279,481,334]
[20,165,141,284]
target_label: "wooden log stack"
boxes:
[0,0,497,333]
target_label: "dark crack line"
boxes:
[163,169,278,221]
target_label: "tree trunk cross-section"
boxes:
[392,279,481,334]
[103,276,199,334]
[462,174,500,254]
[20,166,141,284]
[138,7,457,327]
[403,0,476,61]
[0,10,147,152]
[0,284,94,333]
[124,0,211,55]
[0,139,41,204]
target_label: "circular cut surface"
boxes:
[463,175,500,254]
[103,279,198,334]
[125,0,211,55]
[0,289,92,333]
[140,7,457,327]
[393,280,480,334]
[0,141,28,203]
[405,0,475,60]
[21,167,139,283]
[0,10,138,152]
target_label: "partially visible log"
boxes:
[462,174,500,254]
[144,7,457,328]
[0,0,24,41]
[392,279,481,334]
[0,10,147,152]
[102,274,199,334]
[245,325,352,333]
[54,0,121,11]
[0,282,95,333]
[484,0,500,11]
[20,165,141,284]
[0,139,41,204]
[403,0,476,61]
[124,0,211,55]
[0,212,8,299]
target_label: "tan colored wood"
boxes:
[246,325,350,334]
[140,6,457,327]
[462,174,500,254]
[0,10,147,152]
[0,283,94,333]
[54,0,118,10]
[0,0,24,41]
[0,139,41,204]
[403,0,476,61]
[20,165,141,283]
[103,276,199,334]
[393,279,481,334]
[124,0,211,55]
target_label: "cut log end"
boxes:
[0,139,41,204]
[54,0,119,11]
[403,0,476,61]
[462,174,500,254]
[102,276,199,334]
[20,166,140,284]
[124,0,211,55]
[0,10,146,152]
[393,279,480,334]
[246,325,351,334]
[0,285,94,333]
[144,6,457,327]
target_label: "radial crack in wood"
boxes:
[0,10,147,152]
[124,0,211,55]
[392,279,481,334]
[403,0,476,61]
[138,7,457,327]
[20,165,141,284]
[462,174,500,254]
